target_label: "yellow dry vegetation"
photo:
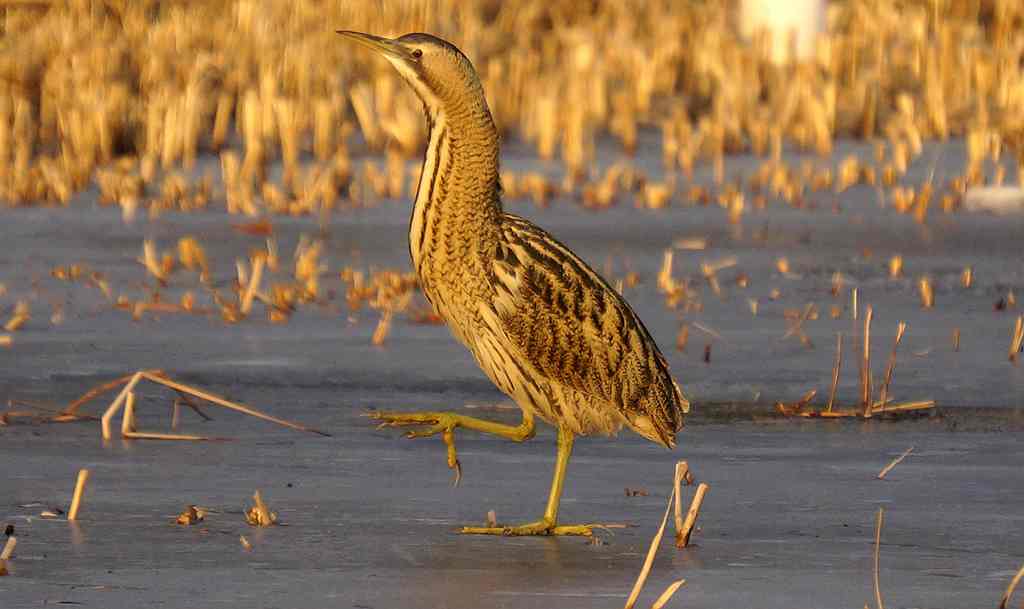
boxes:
[0,0,1020,210]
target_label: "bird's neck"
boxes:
[409,101,502,278]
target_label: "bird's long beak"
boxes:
[336,30,405,59]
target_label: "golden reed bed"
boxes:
[0,0,1021,213]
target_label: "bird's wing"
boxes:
[491,214,688,441]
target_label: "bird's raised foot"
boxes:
[368,410,462,485]
[460,519,594,537]
[368,410,457,436]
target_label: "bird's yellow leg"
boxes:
[369,409,535,485]
[461,426,593,536]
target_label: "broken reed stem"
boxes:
[998,563,1024,609]
[1010,316,1023,363]
[872,400,935,414]
[62,372,139,415]
[873,507,885,609]
[0,536,15,561]
[123,431,209,441]
[101,371,143,440]
[240,255,264,315]
[827,332,843,412]
[140,371,330,436]
[877,322,907,408]
[246,490,277,527]
[877,446,914,479]
[650,580,687,609]
[676,482,709,548]
[860,306,873,416]
[121,391,136,435]
[68,468,90,521]
[672,461,689,535]
[624,485,681,609]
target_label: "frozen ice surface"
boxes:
[1,138,1023,608]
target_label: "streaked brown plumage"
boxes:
[339,31,688,536]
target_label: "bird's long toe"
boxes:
[369,411,460,434]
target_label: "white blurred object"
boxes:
[963,186,1024,214]
[739,0,826,64]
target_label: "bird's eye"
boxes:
[411,49,423,59]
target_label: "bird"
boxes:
[338,30,689,537]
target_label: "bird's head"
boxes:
[337,31,486,120]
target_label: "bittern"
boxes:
[339,31,689,536]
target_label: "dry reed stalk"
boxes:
[240,255,265,316]
[676,482,708,548]
[68,468,90,521]
[960,266,973,288]
[123,431,209,441]
[876,322,907,408]
[623,484,684,609]
[888,255,902,279]
[101,372,143,440]
[177,237,209,282]
[240,535,252,551]
[656,250,674,294]
[245,490,277,527]
[852,288,859,320]
[313,98,336,161]
[675,324,689,352]
[952,328,960,352]
[175,505,206,525]
[918,277,934,308]
[827,332,843,412]
[649,580,686,609]
[62,373,139,416]
[873,507,885,609]
[121,391,136,436]
[1010,316,1024,363]
[349,83,380,149]
[672,461,690,536]
[139,371,329,436]
[160,103,181,169]
[386,149,406,200]
[211,92,233,151]
[0,536,15,561]
[673,237,707,251]
[871,400,935,415]
[998,563,1024,609]
[4,301,29,331]
[860,306,873,416]
[274,99,300,187]
[141,240,172,284]
[877,447,914,480]
[776,389,817,416]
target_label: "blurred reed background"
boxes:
[0,0,1022,215]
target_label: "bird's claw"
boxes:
[369,411,462,486]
